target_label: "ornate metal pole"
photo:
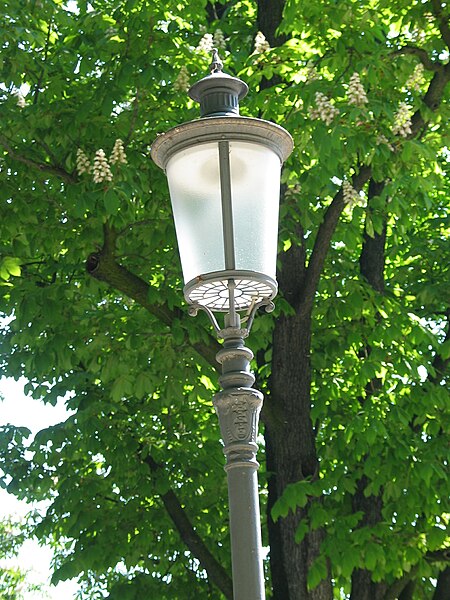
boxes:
[215,323,265,599]
[191,298,272,600]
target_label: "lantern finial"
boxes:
[210,48,224,74]
[188,54,248,117]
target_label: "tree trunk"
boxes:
[265,312,332,600]
[350,570,387,600]
[398,580,415,600]
[432,567,450,600]
[257,0,287,46]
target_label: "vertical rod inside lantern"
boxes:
[218,141,235,271]
[226,279,239,327]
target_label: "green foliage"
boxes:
[0,518,45,599]
[0,0,449,598]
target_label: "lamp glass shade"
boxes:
[166,140,281,286]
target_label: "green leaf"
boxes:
[427,527,447,550]
[0,256,21,280]
[271,480,313,521]
[365,215,375,238]
[104,188,121,214]
[307,555,328,590]
[295,520,309,543]
[111,375,133,401]
[364,542,380,571]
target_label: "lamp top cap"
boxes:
[188,49,249,117]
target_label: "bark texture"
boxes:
[350,181,389,600]
[432,566,450,600]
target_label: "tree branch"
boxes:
[384,569,418,600]
[144,454,233,599]
[398,580,416,600]
[276,187,307,308]
[431,0,450,51]
[86,223,220,369]
[359,179,387,293]
[300,57,450,316]
[391,46,442,71]
[384,536,450,600]
[432,566,450,600]
[411,62,450,136]
[0,134,76,183]
[426,548,450,563]
[301,165,372,315]
[429,311,450,384]
[257,0,287,47]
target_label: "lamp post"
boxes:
[151,51,293,600]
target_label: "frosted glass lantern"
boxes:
[151,68,293,313]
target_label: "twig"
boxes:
[33,12,54,105]
[144,453,233,599]
[391,45,443,71]
[86,222,220,368]
[0,134,77,183]
[431,0,450,50]
[124,89,141,147]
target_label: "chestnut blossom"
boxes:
[174,66,190,92]
[76,149,91,175]
[305,65,319,82]
[347,72,368,106]
[392,102,412,138]
[376,134,394,152]
[110,138,127,165]
[406,63,425,92]
[309,92,339,125]
[343,180,360,207]
[196,33,214,54]
[15,92,26,108]
[213,29,227,51]
[254,31,270,54]
[93,149,113,183]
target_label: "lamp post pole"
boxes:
[215,318,265,599]
[151,51,293,599]
[189,297,274,600]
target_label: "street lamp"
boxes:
[151,51,293,600]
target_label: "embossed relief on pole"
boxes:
[232,397,250,440]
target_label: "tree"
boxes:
[0,517,45,599]
[0,0,449,598]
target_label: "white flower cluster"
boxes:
[174,65,190,92]
[196,33,214,54]
[305,65,319,82]
[347,72,368,106]
[254,31,270,54]
[376,134,394,152]
[310,92,339,125]
[213,29,227,51]
[93,149,113,183]
[76,139,127,182]
[285,184,302,197]
[405,63,424,91]
[408,29,426,44]
[343,180,360,207]
[15,92,26,108]
[392,102,412,138]
[110,138,127,165]
[76,148,91,174]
